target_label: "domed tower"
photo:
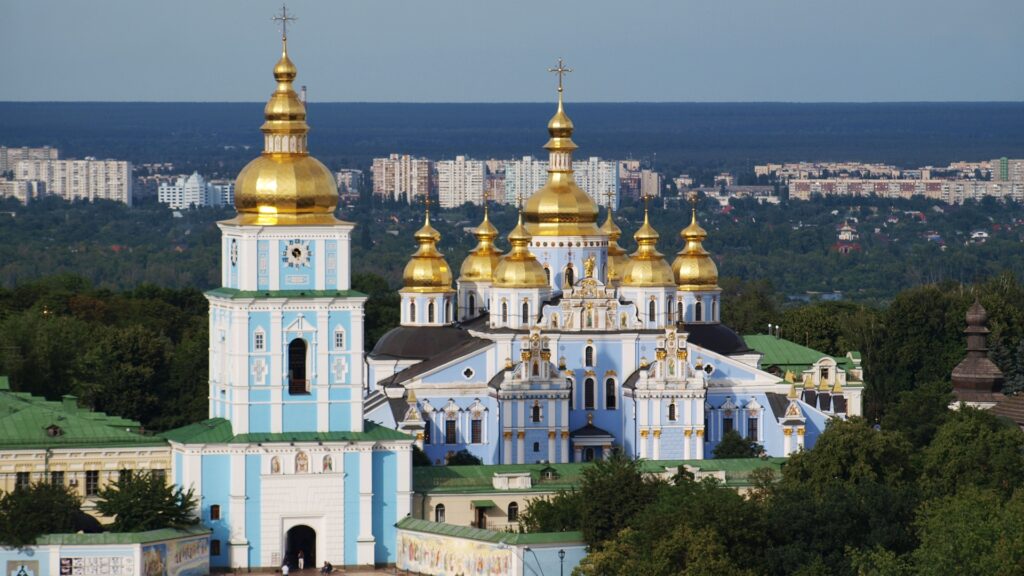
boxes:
[522,60,608,292]
[601,201,632,288]
[951,299,1005,408]
[457,198,503,320]
[673,195,721,324]
[400,199,455,326]
[208,28,365,436]
[490,211,552,329]
[619,198,676,328]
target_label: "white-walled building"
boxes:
[0,179,45,204]
[436,156,485,208]
[0,146,59,174]
[157,172,234,209]
[640,169,662,198]
[504,156,618,207]
[334,168,364,200]
[372,154,433,203]
[15,157,132,205]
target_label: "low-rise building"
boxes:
[789,178,1024,204]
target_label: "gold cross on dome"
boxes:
[548,58,573,93]
[604,190,614,208]
[272,5,298,40]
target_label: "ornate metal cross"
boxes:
[548,58,573,93]
[272,5,298,40]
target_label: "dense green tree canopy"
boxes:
[0,482,82,547]
[95,472,198,533]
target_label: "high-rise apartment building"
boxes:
[0,180,46,204]
[209,179,235,206]
[371,154,432,203]
[640,169,662,198]
[0,146,59,174]
[436,156,485,208]
[619,160,642,200]
[991,158,1024,182]
[503,156,548,205]
[335,168,364,200]
[15,157,132,205]
[504,155,618,207]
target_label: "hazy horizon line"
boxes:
[3,99,1023,106]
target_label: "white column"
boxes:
[783,429,793,456]
[652,430,661,460]
[695,430,704,459]
[796,427,805,451]
[683,430,692,460]
[357,447,375,565]
[516,431,525,465]
[502,400,513,464]
[503,432,513,465]
[270,309,284,433]
[547,431,556,462]
[396,446,412,520]
[573,446,582,462]
[228,452,248,570]
[638,431,648,459]
[317,309,330,433]
[560,431,569,463]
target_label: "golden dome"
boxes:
[621,201,675,287]
[402,205,454,293]
[232,38,340,226]
[601,205,632,284]
[522,89,601,237]
[673,202,720,290]
[494,212,549,288]
[459,203,504,282]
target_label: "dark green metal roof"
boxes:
[396,517,584,545]
[162,418,412,444]
[743,335,859,376]
[206,287,366,300]
[36,526,210,545]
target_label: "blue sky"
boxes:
[3,0,1022,102]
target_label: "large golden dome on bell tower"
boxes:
[232,27,339,226]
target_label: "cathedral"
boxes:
[363,68,864,464]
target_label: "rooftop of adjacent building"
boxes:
[742,334,861,378]
[0,376,164,450]
[161,417,412,444]
[397,516,584,546]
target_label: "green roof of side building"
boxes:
[36,526,211,546]
[206,287,366,300]
[0,376,166,450]
[396,517,584,546]
[743,335,860,376]
[414,458,784,495]
[161,418,412,444]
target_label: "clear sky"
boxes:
[3,0,1022,103]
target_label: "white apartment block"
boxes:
[790,178,1024,204]
[503,156,619,207]
[335,169,364,198]
[756,162,900,181]
[991,158,1024,182]
[157,172,233,209]
[0,146,58,174]
[0,180,45,204]
[640,169,662,198]
[15,157,132,205]
[371,154,432,203]
[436,156,485,208]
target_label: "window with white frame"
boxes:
[334,328,345,350]
[254,330,265,351]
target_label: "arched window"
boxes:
[564,265,575,288]
[667,297,674,321]
[567,378,574,408]
[695,300,703,322]
[531,402,542,422]
[605,378,617,409]
[522,301,530,325]
[544,267,551,286]
[583,447,595,462]
[508,502,519,521]
[468,294,476,316]
[678,301,684,322]
[427,301,435,323]
[288,339,309,395]
[435,504,446,523]
[711,298,718,321]
[584,378,595,409]
[532,362,539,376]
[210,504,221,520]
[584,345,595,367]
[648,299,656,322]
[668,402,677,421]
[501,301,508,323]
[445,301,450,323]
[334,328,345,350]
[410,301,416,323]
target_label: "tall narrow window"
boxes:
[211,540,221,556]
[85,470,99,496]
[471,419,482,444]
[531,403,542,422]
[501,301,508,323]
[585,345,594,367]
[695,300,703,322]
[468,294,476,316]
[648,299,656,322]
[15,472,30,490]
[678,301,684,322]
[428,301,435,323]
[565,265,575,288]
[522,301,530,324]
[288,339,309,394]
[584,378,595,410]
[711,298,718,321]
[544,267,551,286]
[583,447,595,462]
[410,301,416,323]
[668,402,677,421]
[605,378,617,409]
[567,379,574,409]
[508,502,519,521]
[254,330,265,351]
[445,420,457,444]
[435,504,446,523]
[334,328,345,350]
[210,504,221,520]
[747,417,759,441]
[667,298,674,321]
[424,421,432,445]
[723,416,734,435]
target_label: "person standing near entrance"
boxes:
[281,562,290,575]
[297,550,304,570]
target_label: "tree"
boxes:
[445,449,483,466]
[0,482,81,547]
[576,451,661,548]
[713,430,763,458]
[411,445,432,467]
[96,471,198,532]
[880,380,952,448]
[918,407,1024,500]
[518,490,583,534]
[780,419,916,490]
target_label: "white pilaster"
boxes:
[228,452,248,569]
[357,447,375,565]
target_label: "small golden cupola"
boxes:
[621,199,675,287]
[459,200,504,283]
[233,27,339,225]
[673,194,720,290]
[601,200,632,285]
[402,198,454,293]
[494,211,549,288]
[522,59,601,237]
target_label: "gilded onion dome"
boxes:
[621,201,675,287]
[402,204,454,293]
[673,199,720,290]
[522,72,601,237]
[233,35,340,225]
[494,212,549,288]
[459,202,504,282]
[601,205,632,283]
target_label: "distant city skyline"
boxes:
[3,0,1023,103]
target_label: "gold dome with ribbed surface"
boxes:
[494,212,549,288]
[601,206,632,283]
[622,202,675,287]
[522,87,601,237]
[233,37,340,226]
[402,206,454,293]
[673,203,720,289]
[459,203,504,282]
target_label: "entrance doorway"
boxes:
[285,524,316,569]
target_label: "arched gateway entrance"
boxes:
[285,524,316,569]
